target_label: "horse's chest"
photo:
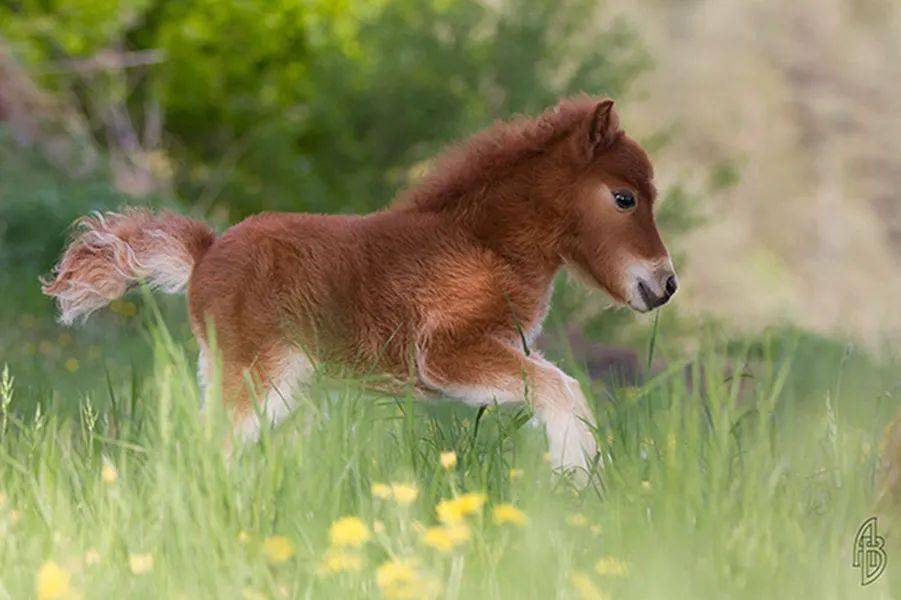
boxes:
[518,285,554,348]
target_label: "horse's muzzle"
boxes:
[629,262,678,312]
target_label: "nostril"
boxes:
[664,275,678,297]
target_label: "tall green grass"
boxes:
[0,311,896,599]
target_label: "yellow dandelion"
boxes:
[57,333,73,347]
[439,451,457,470]
[435,500,463,523]
[84,549,100,566]
[421,523,470,552]
[421,527,454,553]
[329,516,371,548]
[64,358,79,373]
[129,553,154,575]
[101,462,118,484]
[566,513,588,527]
[317,547,363,575]
[456,492,486,514]
[640,480,652,491]
[372,482,392,499]
[492,503,527,526]
[590,524,602,536]
[377,558,434,599]
[508,468,524,480]
[376,558,416,588]
[36,561,71,600]
[390,483,419,505]
[570,570,609,600]
[237,531,251,544]
[446,523,471,544]
[263,536,295,564]
[595,556,629,577]
[436,492,486,523]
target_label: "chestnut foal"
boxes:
[43,96,677,475]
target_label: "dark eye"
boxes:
[613,190,636,210]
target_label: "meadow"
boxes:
[0,293,896,599]
[1,1,899,597]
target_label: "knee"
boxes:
[536,368,578,404]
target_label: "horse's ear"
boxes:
[584,99,621,157]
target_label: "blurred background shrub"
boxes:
[0,0,647,218]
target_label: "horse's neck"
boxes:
[461,177,563,284]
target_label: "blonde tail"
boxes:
[41,208,215,325]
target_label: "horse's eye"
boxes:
[613,190,636,210]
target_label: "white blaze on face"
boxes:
[625,255,677,312]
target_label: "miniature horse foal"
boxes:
[43,96,677,475]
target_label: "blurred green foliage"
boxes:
[0,129,129,303]
[1,0,648,218]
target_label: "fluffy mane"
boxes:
[395,95,600,212]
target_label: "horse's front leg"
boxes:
[418,336,598,475]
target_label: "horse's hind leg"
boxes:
[238,347,315,442]
[201,344,314,443]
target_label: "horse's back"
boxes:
[187,212,358,353]
[186,210,448,359]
